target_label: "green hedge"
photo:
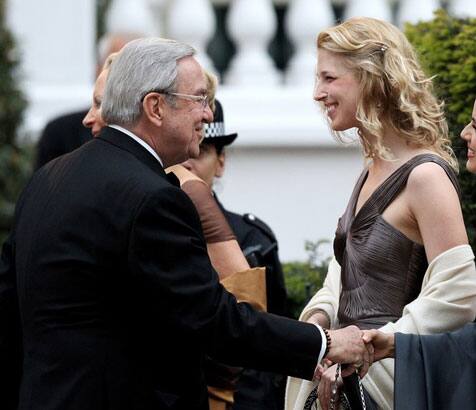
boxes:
[406,9,476,247]
[0,0,30,245]
[283,240,330,319]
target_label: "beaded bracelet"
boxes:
[322,327,331,357]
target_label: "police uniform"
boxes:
[217,200,288,410]
[218,203,287,317]
[203,100,288,410]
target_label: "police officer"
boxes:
[182,99,288,410]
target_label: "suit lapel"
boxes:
[98,126,167,179]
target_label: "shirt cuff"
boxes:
[314,324,327,364]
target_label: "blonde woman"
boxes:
[286,17,476,410]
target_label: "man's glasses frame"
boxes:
[142,90,208,109]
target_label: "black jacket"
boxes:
[35,109,91,169]
[217,201,287,317]
[0,126,322,410]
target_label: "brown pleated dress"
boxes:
[334,154,460,330]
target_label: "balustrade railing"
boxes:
[7,0,475,137]
[101,0,472,87]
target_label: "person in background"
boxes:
[82,52,118,136]
[363,96,476,410]
[286,17,476,410]
[34,32,142,169]
[182,95,288,410]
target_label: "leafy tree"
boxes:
[0,0,30,245]
[406,9,476,247]
[283,240,330,319]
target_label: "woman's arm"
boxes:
[299,257,341,327]
[407,161,468,262]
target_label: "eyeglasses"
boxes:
[165,92,209,109]
[142,89,209,110]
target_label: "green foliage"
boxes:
[0,0,30,244]
[405,9,476,246]
[283,240,330,319]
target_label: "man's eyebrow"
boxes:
[472,117,476,124]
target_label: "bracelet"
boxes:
[323,327,331,358]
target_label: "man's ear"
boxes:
[142,93,164,126]
[215,150,226,178]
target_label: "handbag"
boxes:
[303,365,369,410]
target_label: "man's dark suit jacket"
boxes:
[0,126,322,410]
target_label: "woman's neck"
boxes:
[361,126,432,171]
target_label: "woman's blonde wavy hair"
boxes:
[317,17,457,170]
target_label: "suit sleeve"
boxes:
[128,187,322,380]
[0,233,22,409]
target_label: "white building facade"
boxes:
[6,0,473,260]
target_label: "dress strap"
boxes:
[343,168,370,219]
[370,153,460,215]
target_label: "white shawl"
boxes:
[285,245,476,410]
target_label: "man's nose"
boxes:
[82,109,94,128]
[203,104,213,123]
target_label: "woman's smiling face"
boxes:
[460,99,476,174]
[314,49,360,132]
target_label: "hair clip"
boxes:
[380,45,388,52]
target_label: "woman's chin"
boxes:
[466,159,476,175]
[330,122,353,132]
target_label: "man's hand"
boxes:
[362,330,395,361]
[326,325,373,378]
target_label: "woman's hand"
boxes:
[318,364,342,410]
[362,330,395,360]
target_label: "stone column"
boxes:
[397,0,440,26]
[167,0,216,72]
[106,0,163,35]
[285,0,334,85]
[344,0,393,21]
[225,0,280,85]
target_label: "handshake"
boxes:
[321,325,395,379]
